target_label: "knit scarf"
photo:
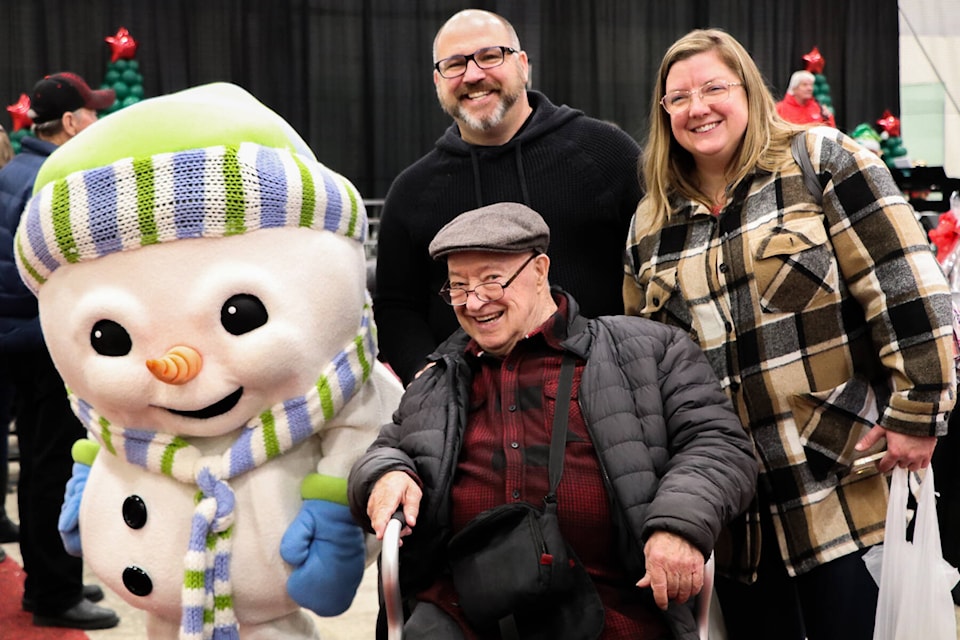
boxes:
[69,300,377,640]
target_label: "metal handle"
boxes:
[382,509,405,640]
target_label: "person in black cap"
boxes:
[349,202,757,639]
[0,71,118,630]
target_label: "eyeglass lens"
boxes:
[662,81,738,113]
[436,46,510,78]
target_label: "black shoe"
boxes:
[33,599,119,630]
[22,584,105,612]
[0,514,18,543]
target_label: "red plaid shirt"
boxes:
[418,295,668,639]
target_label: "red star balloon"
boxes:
[6,93,33,131]
[803,47,825,74]
[105,26,138,62]
[876,110,901,138]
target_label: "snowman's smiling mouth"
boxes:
[164,387,244,419]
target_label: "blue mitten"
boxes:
[58,440,99,557]
[280,498,366,616]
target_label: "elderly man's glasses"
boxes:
[434,46,518,79]
[660,80,743,115]
[439,252,538,306]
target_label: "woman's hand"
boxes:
[856,425,936,472]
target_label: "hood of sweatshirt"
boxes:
[433,90,582,207]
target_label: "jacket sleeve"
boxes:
[641,328,758,556]
[811,128,956,436]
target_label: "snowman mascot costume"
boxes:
[14,83,403,639]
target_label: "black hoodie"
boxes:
[374,91,642,384]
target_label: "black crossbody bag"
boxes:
[446,354,604,640]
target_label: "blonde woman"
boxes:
[624,28,955,640]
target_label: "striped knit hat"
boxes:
[14,82,367,294]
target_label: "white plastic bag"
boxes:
[873,466,959,640]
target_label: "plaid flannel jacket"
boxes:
[624,127,956,577]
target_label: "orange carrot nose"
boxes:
[146,345,203,385]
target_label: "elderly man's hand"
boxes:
[367,470,423,541]
[636,530,705,610]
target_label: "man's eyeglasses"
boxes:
[660,80,744,115]
[439,252,538,306]
[434,46,518,79]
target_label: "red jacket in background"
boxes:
[776,92,836,127]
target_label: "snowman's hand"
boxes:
[58,440,100,557]
[279,474,365,616]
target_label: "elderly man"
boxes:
[349,202,757,639]
[775,70,836,127]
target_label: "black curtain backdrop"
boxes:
[0,0,900,199]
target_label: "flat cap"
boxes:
[428,202,550,259]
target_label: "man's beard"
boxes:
[446,84,521,132]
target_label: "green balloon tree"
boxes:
[875,110,909,169]
[99,27,144,116]
[803,46,835,124]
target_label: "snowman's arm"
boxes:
[279,473,365,616]
[58,439,100,557]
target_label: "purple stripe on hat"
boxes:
[83,165,122,256]
[123,430,156,468]
[321,171,344,234]
[173,149,209,238]
[334,351,357,399]
[256,147,288,228]
[227,430,255,478]
[23,196,62,274]
[284,396,313,443]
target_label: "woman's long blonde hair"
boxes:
[637,29,808,236]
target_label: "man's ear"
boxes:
[534,253,550,285]
[61,111,79,137]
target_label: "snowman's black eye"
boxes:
[91,319,133,356]
[221,294,268,336]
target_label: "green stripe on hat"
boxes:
[51,180,80,263]
[293,154,315,227]
[223,146,246,236]
[134,157,158,246]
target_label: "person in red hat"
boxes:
[0,71,118,630]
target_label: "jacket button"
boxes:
[510,441,519,449]
[719,263,728,273]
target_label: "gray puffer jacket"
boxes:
[350,291,757,638]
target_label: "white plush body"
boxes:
[38,227,403,639]
[80,367,399,639]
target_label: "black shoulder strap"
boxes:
[547,353,576,499]
[791,132,823,205]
